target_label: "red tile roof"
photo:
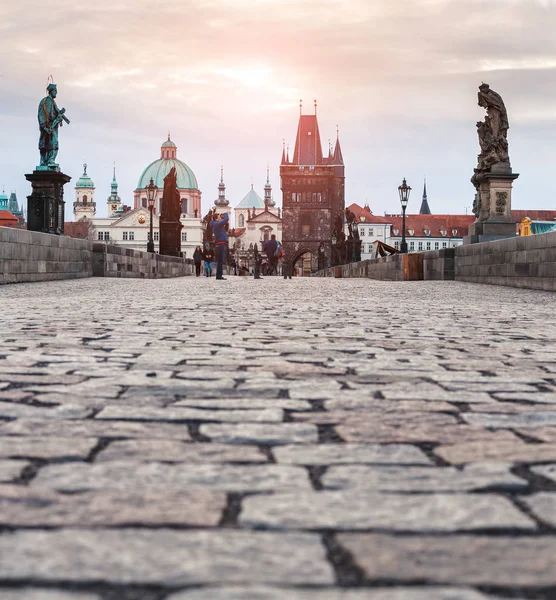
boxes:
[0,210,19,227]
[511,210,556,222]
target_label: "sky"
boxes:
[1,0,556,221]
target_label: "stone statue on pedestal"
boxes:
[466,83,518,243]
[37,83,70,171]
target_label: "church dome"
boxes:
[136,137,198,191]
[236,186,265,208]
[76,164,95,189]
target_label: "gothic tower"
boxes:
[280,100,345,265]
[73,164,96,221]
[419,179,431,215]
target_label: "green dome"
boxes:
[162,139,177,148]
[76,164,95,189]
[137,158,198,190]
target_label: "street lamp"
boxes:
[398,178,411,253]
[146,177,157,253]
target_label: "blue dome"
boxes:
[137,158,198,191]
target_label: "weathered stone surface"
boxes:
[95,405,283,422]
[322,463,526,492]
[0,418,191,439]
[173,398,312,411]
[531,463,556,483]
[0,591,101,600]
[0,485,225,527]
[200,423,318,445]
[0,436,97,459]
[167,587,497,600]
[435,440,556,464]
[96,440,266,463]
[323,398,456,413]
[274,444,431,465]
[337,423,520,444]
[0,529,334,585]
[338,534,556,586]
[240,491,534,531]
[463,412,556,428]
[33,461,310,492]
[517,426,556,442]
[0,459,28,482]
[522,493,556,527]
[0,402,91,419]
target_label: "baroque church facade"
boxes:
[71,137,203,258]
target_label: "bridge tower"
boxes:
[280,100,345,270]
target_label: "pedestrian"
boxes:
[211,212,229,280]
[203,242,214,277]
[193,246,203,277]
[263,234,280,275]
[253,243,262,279]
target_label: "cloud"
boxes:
[1,0,555,220]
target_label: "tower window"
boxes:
[82,195,88,203]
[142,198,147,207]
[238,214,245,227]
[300,213,311,236]
[182,232,187,242]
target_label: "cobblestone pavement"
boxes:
[0,277,556,600]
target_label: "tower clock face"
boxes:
[138,216,146,224]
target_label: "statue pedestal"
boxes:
[159,220,183,257]
[465,168,519,245]
[25,170,71,235]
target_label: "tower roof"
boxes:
[76,164,95,189]
[419,180,431,215]
[332,133,344,165]
[292,115,324,166]
[236,186,265,209]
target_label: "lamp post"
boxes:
[146,177,157,253]
[398,178,411,253]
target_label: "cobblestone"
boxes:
[1,277,556,596]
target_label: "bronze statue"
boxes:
[38,83,70,170]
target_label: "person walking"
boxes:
[211,212,229,280]
[263,234,280,275]
[203,242,214,277]
[193,246,203,277]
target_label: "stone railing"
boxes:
[92,243,195,278]
[0,227,93,284]
[0,228,232,285]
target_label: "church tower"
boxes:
[73,164,96,221]
[419,179,431,215]
[280,100,345,264]
[213,166,230,211]
[264,165,275,209]
[107,165,122,217]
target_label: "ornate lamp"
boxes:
[146,177,158,253]
[398,178,411,253]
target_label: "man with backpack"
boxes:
[263,234,281,275]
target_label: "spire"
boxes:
[286,144,290,163]
[419,179,431,215]
[281,139,286,165]
[264,163,274,208]
[332,126,344,165]
[83,162,87,175]
[107,163,121,208]
[168,131,171,141]
[292,104,324,166]
[215,165,229,207]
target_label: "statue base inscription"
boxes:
[25,170,71,235]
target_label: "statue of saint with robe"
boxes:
[37,83,70,169]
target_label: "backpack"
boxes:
[274,241,283,258]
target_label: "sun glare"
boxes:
[217,65,273,88]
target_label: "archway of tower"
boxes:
[286,248,315,277]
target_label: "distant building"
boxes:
[73,164,97,221]
[280,102,345,270]
[71,137,204,257]
[230,168,282,270]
